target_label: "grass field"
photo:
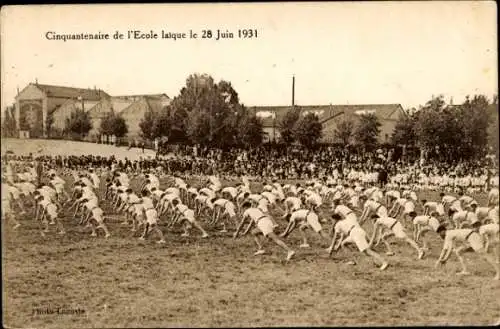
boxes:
[2,139,500,327]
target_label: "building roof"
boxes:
[145,96,171,113]
[30,83,110,100]
[113,93,170,102]
[249,104,404,127]
[109,98,136,114]
[85,97,135,118]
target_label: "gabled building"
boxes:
[84,97,137,140]
[249,103,406,144]
[119,94,171,139]
[15,82,110,138]
[51,98,101,134]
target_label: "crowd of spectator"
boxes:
[3,144,498,190]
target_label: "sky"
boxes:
[1,2,497,114]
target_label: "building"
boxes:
[15,82,110,138]
[14,81,404,144]
[249,103,406,144]
[51,98,101,136]
[84,97,137,141]
[14,81,170,141]
[115,94,171,140]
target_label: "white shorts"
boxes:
[345,213,357,223]
[224,206,236,218]
[350,226,369,252]
[479,223,499,237]
[467,232,484,252]
[436,204,445,216]
[55,185,64,194]
[183,209,195,223]
[391,222,407,239]
[450,202,462,212]
[258,203,269,214]
[145,209,159,225]
[404,203,415,214]
[257,217,274,237]
[376,207,388,218]
[304,213,322,233]
[92,208,104,223]
[134,204,144,215]
[46,204,58,219]
[488,209,499,224]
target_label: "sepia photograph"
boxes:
[1,2,499,327]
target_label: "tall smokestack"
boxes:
[292,75,295,108]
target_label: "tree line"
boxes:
[2,73,498,161]
[390,95,498,160]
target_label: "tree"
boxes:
[278,107,301,144]
[488,100,499,157]
[294,112,323,148]
[45,109,55,138]
[168,107,188,143]
[186,109,211,145]
[391,111,417,146]
[64,109,92,140]
[139,110,156,140]
[414,94,493,161]
[169,73,243,147]
[459,95,491,159]
[112,115,128,138]
[1,106,17,137]
[235,108,264,148]
[100,111,128,138]
[152,109,172,138]
[334,119,355,145]
[354,113,381,150]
